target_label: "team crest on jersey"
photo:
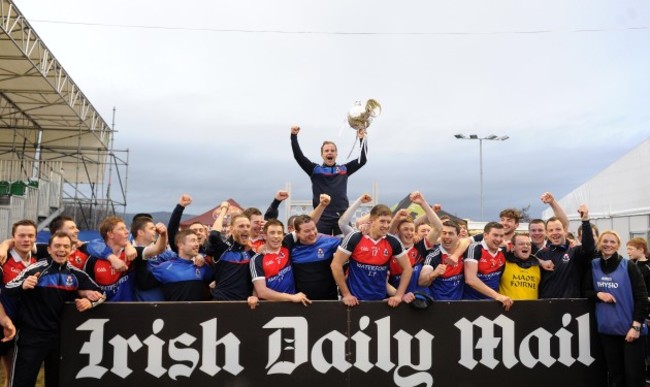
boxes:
[195,268,201,278]
[335,167,340,173]
[317,248,324,258]
[383,249,389,257]
[562,254,570,263]
[65,275,73,286]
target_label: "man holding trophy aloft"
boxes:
[290,100,379,235]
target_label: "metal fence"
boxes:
[0,160,63,238]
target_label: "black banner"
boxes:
[60,299,606,387]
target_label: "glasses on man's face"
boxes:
[515,242,531,247]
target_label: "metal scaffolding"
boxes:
[0,0,128,235]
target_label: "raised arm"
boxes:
[345,129,368,175]
[290,126,316,175]
[310,194,331,227]
[143,223,168,259]
[575,204,595,260]
[168,194,192,253]
[264,190,289,220]
[540,192,569,231]
[410,191,443,248]
[389,209,410,235]
[339,193,372,236]
[211,202,230,233]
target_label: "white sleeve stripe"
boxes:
[339,231,358,251]
[337,245,352,255]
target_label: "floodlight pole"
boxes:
[454,134,509,221]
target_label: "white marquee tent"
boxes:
[542,136,650,251]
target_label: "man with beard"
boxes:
[206,205,256,301]
[290,125,367,235]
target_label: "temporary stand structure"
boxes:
[0,0,128,237]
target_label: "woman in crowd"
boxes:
[583,230,649,387]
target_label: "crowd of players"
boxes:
[0,126,647,386]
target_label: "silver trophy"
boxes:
[347,99,381,132]
[346,99,380,160]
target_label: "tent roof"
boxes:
[542,136,650,220]
[180,199,244,227]
[0,0,112,184]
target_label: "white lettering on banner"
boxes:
[75,318,243,380]
[455,313,594,370]
[263,316,434,387]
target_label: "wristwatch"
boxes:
[632,325,641,332]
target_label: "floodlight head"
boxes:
[454,134,466,139]
[498,136,510,141]
[485,134,497,140]
[469,134,478,139]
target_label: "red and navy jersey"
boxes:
[37,242,95,270]
[250,247,296,295]
[463,241,505,300]
[0,249,37,319]
[423,245,466,300]
[68,244,90,269]
[84,247,144,302]
[250,237,266,254]
[4,259,101,332]
[388,239,433,296]
[151,256,213,301]
[2,250,35,285]
[339,231,405,301]
[284,233,340,300]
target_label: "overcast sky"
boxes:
[13,0,650,221]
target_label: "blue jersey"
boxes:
[152,256,213,301]
[5,259,101,332]
[285,233,340,300]
[423,246,466,301]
